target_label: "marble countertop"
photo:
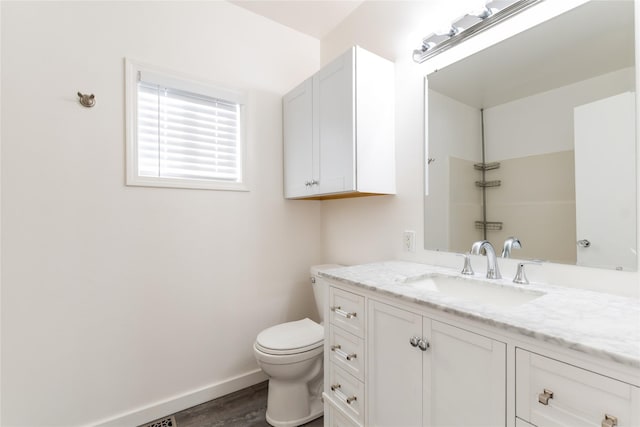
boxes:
[319,261,640,369]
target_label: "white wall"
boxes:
[486,67,635,161]
[319,0,640,297]
[1,2,321,426]
[319,0,488,267]
[425,90,482,250]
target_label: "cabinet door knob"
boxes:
[602,414,618,427]
[538,389,554,405]
[409,336,420,347]
[418,338,430,351]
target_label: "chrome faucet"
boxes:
[470,240,502,279]
[501,236,522,258]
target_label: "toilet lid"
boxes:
[256,318,323,355]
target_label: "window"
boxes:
[125,59,247,191]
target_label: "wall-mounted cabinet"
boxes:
[283,46,395,200]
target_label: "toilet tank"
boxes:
[310,264,342,324]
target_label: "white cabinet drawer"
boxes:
[516,417,536,427]
[327,401,361,427]
[329,287,365,337]
[328,364,365,425]
[329,325,365,382]
[516,349,640,427]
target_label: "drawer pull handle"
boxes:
[538,389,554,405]
[330,383,357,406]
[330,344,357,361]
[331,306,357,319]
[602,414,618,427]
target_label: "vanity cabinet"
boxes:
[324,284,505,427]
[367,300,506,426]
[516,349,640,427]
[322,274,640,427]
[283,46,395,199]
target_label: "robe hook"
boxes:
[77,92,96,108]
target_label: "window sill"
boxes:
[126,176,249,192]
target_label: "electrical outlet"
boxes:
[403,230,415,252]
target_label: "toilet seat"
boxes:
[256,318,323,355]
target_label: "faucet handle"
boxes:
[456,252,474,275]
[502,236,522,258]
[513,261,541,285]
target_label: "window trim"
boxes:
[125,58,249,191]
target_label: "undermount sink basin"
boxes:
[406,275,544,309]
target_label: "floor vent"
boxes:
[140,415,177,427]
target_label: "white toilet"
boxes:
[253,265,340,427]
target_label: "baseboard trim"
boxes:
[90,369,268,427]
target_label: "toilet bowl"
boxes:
[254,318,324,427]
[253,264,341,427]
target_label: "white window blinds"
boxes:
[126,60,247,191]
[137,77,242,182]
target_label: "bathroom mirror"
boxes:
[424,0,637,271]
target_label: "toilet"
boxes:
[253,264,341,427]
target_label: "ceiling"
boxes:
[229,0,366,39]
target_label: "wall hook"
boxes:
[77,92,96,108]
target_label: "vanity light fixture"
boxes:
[413,0,543,63]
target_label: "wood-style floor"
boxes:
[166,381,324,427]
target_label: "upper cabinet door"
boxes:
[315,49,356,195]
[283,78,314,198]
